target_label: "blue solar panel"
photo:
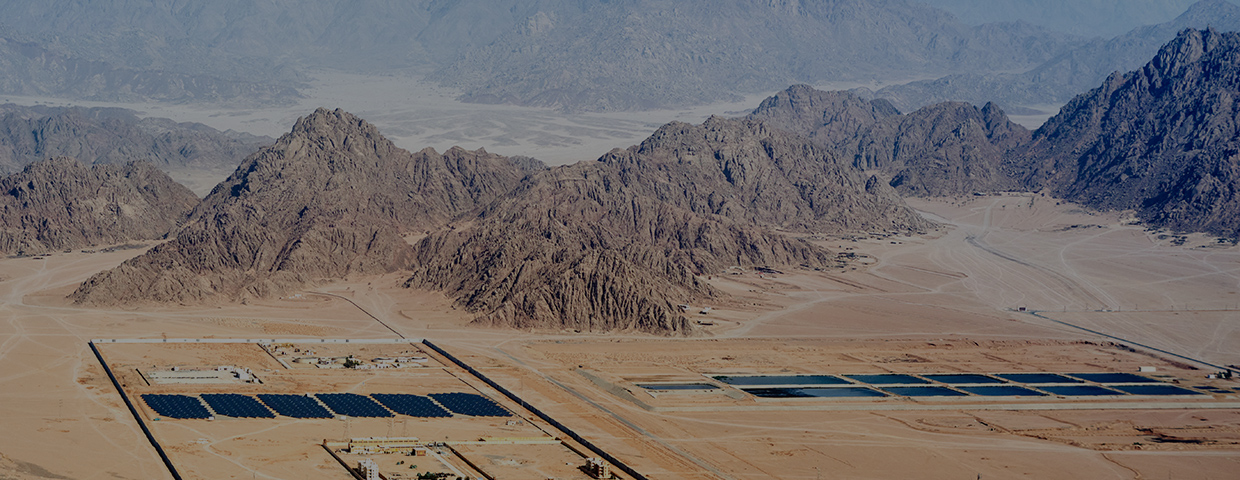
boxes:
[745,387,887,398]
[845,374,929,385]
[428,393,511,417]
[1068,373,1155,384]
[881,386,968,397]
[372,394,452,418]
[922,374,1006,385]
[316,393,393,417]
[142,394,212,419]
[1040,385,1123,396]
[958,386,1047,396]
[995,373,1082,384]
[201,394,275,418]
[257,394,333,418]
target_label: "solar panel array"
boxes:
[430,392,512,417]
[723,371,1209,399]
[143,394,212,419]
[202,394,275,418]
[316,393,394,417]
[257,394,333,418]
[372,394,452,418]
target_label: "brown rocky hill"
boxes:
[406,117,926,334]
[1022,28,1240,238]
[0,103,270,175]
[0,157,198,255]
[72,109,928,335]
[71,108,534,304]
[749,85,1031,196]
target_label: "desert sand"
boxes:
[1,194,1237,479]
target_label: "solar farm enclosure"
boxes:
[95,340,605,480]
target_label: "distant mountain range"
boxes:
[0,1,1235,113]
[871,0,1240,112]
[0,104,271,175]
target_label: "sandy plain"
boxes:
[1,193,1238,479]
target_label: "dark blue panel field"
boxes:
[316,393,393,417]
[958,386,1047,396]
[256,394,333,418]
[1040,385,1124,396]
[922,374,1006,385]
[142,394,211,419]
[371,394,453,418]
[845,374,929,385]
[995,373,1082,384]
[1068,373,1155,384]
[201,394,275,418]
[881,386,968,397]
[429,392,511,417]
[712,375,850,386]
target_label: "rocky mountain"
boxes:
[71,108,533,304]
[0,157,197,255]
[749,85,1032,196]
[0,104,271,175]
[406,116,923,333]
[872,0,1240,113]
[1022,28,1240,238]
[72,108,928,334]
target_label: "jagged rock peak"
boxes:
[71,108,532,305]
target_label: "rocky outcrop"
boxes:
[405,116,925,334]
[0,157,197,255]
[750,85,1032,196]
[70,108,532,304]
[0,103,270,175]
[1022,28,1240,238]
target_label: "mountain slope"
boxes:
[70,108,532,304]
[1023,28,1240,238]
[749,85,1032,196]
[0,157,197,255]
[0,103,270,175]
[406,116,925,333]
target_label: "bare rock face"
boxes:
[71,108,531,304]
[1023,28,1240,238]
[0,157,197,255]
[750,85,1032,196]
[406,116,924,334]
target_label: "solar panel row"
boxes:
[257,394,333,418]
[202,393,275,418]
[430,392,511,417]
[372,394,453,418]
[142,394,212,419]
[315,393,394,417]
